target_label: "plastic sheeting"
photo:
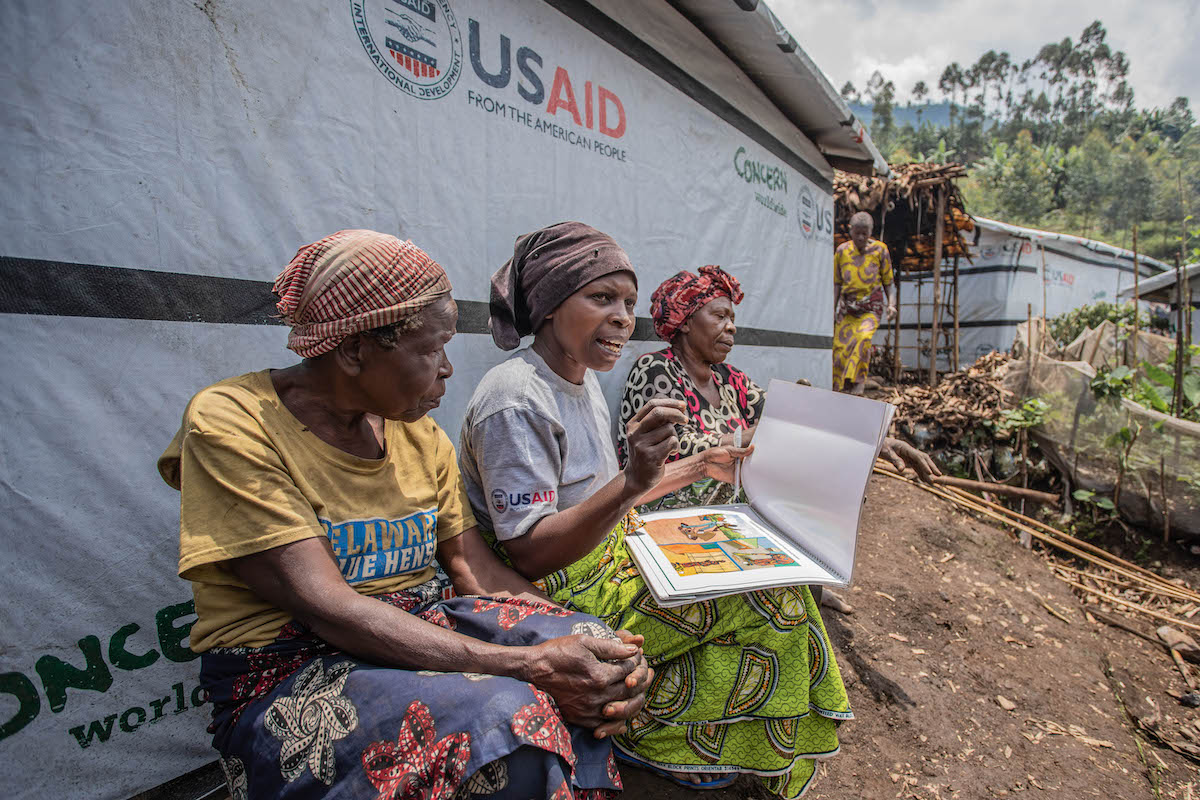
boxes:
[894,218,1169,372]
[0,0,848,795]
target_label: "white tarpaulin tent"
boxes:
[0,0,881,796]
[896,217,1169,371]
[1119,262,1200,345]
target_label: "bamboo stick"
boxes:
[931,475,1059,505]
[1131,224,1140,365]
[1059,577,1200,634]
[1175,254,1186,417]
[1052,564,1196,602]
[873,465,1200,602]
[937,485,1191,596]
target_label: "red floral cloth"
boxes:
[648,265,743,342]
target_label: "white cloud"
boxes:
[767,0,1198,111]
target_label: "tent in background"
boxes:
[895,217,1169,373]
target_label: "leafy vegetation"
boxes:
[1088,347,1200,422]
[1047,302,1156,346]
[842,21,1197,262]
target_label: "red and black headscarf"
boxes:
[648,265,744,342]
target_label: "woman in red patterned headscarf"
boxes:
[617,266,765,504]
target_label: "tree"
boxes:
[939,63,964,133]
[912,81,929,127]
[840,81,860,105]
[997,130,1054,224]
[865,70,897,150]
[1103,137,1154,236]
[1062,129,1112,236]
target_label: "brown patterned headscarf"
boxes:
[488,222,636,350]
[272,230,451,358]
[649,265,743,342]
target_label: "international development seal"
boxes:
[797,184,816,239]
[351,0,463,100]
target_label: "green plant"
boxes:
[1104,422,1141,507]
[1073,488,1115,510]
[1090,365,1134,402]
[992,397,1050,433]
[1049,303,1149,347]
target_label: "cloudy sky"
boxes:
[769,0,1198,112]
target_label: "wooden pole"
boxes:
[1174,253,1186,417]
[929,475,1059,505]
[929,186,946,386]
[1039,242,1048,342]
[892,276,902,381]
[916,277,924,377]
[1131,224,1140,367]
[1027,302,1034,361]
[952,253,961,372]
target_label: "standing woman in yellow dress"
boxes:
[832,211,896,394]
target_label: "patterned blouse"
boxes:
[617,348,765,507]
[833,238,893,302]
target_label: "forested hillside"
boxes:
[839,22,1198,262]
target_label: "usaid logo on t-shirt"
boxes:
[491,488,556,513]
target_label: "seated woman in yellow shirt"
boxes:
[158,229,651,800]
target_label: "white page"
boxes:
[741,380,894,585]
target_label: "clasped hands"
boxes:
[528,629,654,738]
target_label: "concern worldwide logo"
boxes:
[352,0,464,100]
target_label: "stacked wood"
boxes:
[877,351,1012,448]
[834,162,975,272]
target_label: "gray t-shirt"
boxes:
[458,347,620,541]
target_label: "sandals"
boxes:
[615,751,738,790]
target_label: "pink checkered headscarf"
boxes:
[273,230,452,358]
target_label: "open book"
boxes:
[626,379,895,607]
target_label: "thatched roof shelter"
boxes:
[834,163,974,271]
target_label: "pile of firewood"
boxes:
[834,162,975,271]
[877,352,1012,449]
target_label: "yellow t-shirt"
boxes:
[834,238,894,301]
[157,370,475,652]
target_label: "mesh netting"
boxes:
[1004,338,1200,540]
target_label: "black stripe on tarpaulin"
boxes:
[538,0,833,195]
[0,257,281,324]
[897,264,1038,279]
[0,258,833,349]
[1038,242,1161,276]
[897,319,1026,331]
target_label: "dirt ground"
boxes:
[621,475,1200,799]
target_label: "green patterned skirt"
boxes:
[534,516,851,798]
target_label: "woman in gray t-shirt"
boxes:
[459,222,851,796]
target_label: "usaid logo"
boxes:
[352,0,464,100]
[491,488,556,513]
[798,185,834,241]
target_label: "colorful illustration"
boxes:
[643,513,746,546]
[642,513,797,577]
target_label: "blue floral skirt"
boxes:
[199,580,622,799]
